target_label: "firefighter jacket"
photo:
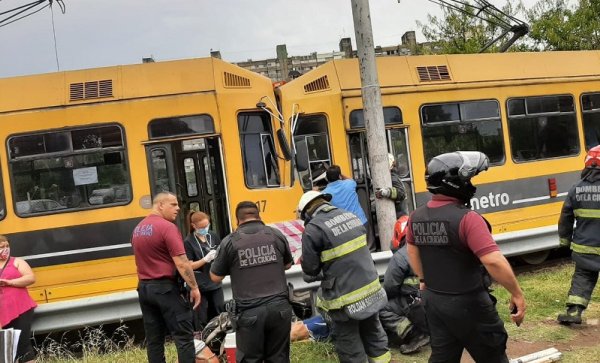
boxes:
[559,173,600,271]
[383,244,419,301]
[390,169,408,217]
[411,204,485,294]
[301,204,386,320]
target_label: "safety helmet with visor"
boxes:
[425,151,489,205]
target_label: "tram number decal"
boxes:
[255,200,267,212]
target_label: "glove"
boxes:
[559,238,571,248]
[203,249,217,263]
[375,187,392,199]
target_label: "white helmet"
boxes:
[297,191,332,220]
[388,153,395,170]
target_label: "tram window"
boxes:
[507,95,579,162]
[238,112,281,188]
[150,149,171,193]
[183,158,198,197]
[581,93,600,149]
[421,100,504,165]
[293,114,332,190]
[8,124,132,216]
[350,107,403,129]
[149,114,215,139]
[202,156,213,195]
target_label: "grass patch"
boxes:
[492,261,600,343]
[291,340,338,363]
[562,344,600,362]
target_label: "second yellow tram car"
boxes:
[278,50,600,262]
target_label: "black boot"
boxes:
[399,331,430,354]
[557,305,584,325]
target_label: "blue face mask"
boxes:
[196,224,210,236]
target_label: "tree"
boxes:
[527,0,600,50]
[418,1,528,54]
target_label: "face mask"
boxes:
[196,224,210,236]
[0,247,9,260]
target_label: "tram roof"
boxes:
[0,57,272,113]
[280,50,600,94]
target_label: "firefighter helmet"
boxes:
[585,145,600,168]
[297,191,332,220]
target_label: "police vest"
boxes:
[309,206,383,312]
[411,204,483,294]
[229,226,287,301]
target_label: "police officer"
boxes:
[210,201,293,363]
[406,151,526,363]
[298,191,390,363]
[131,192,201,363]
[558,145,600,324]
[379,230,429,355]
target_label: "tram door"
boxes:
[348,127,415,241]
[146,137,230,239]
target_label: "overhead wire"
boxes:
[50,0,64,71]
[0,0,64,28]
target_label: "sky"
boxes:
[0,0,540,79]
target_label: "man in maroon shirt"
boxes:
[406,152,525,363]
[132,192,201,363]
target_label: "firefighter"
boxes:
[558,145,600,324]
[379,222,430,355]
[375,153,408,218]
[406,151,526,363]
[298,191,391,363]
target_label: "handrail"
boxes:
[31,227,559,334]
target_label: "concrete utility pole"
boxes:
[350,0,396,250]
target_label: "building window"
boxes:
[581,93,600,150]
[507,95,579,162]
[149,114,214,139]
[238,112,280,188]
[421,100,504,164]
[293,114,332,190]
[8,124,132,216]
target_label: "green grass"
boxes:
[37,261,600,362]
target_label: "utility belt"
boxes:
[227,295,289,331]
[426,285,486,295]
[139,277,176,284]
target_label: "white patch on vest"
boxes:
[238,244,278,268]
[324,212,363,236]
[412,221,450,245]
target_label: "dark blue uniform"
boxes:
[211,221,293,363]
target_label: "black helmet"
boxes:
[426,151,489,203]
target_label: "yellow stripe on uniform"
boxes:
[566,295,588,307]
[320,235,367,262]
[571,242,600,255]
[403,276,420,287]
[574,209,600,218]
[317,278,382,311]
[368,350,391,363]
